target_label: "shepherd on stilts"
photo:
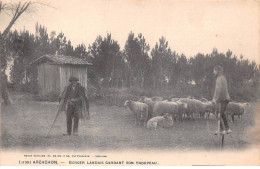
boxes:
[212,65,232,149]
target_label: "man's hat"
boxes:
[69,76,79,82]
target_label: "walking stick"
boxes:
[45,99,65,138]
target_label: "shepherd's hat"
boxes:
[69,76,79,82]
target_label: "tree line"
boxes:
[2,23,260,102]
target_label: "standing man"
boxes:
[212,65,232,135]
[59,76,89,136]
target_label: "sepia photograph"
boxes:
[0,0,260,166]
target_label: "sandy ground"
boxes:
[1,99,257,151]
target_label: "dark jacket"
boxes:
[59,83,89,119]
[213,74,230,102]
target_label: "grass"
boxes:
[1,95,258,151]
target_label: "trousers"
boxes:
[217,100,230,130]
[66,103,79,135]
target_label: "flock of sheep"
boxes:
[124,96,250,130]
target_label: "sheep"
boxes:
[203,101,216,119]
[200,101,215,119]
[139,96,156,120]
[200,97,209,102]
[139,96,170,119]
[225,102,250,122]
[147,113,173,130]
[186,96,194,99]
[151,96,163,101]
[139,96,153,102]
[178,98,198,120]
[124,100,149,126]
[153,101,177,117]
[171,98,180,102]
[175,100,188,121]
[178,98,212,120]
[153,100,188,121]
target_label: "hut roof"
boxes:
[29,54,93,66]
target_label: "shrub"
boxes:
[33,91,59,102]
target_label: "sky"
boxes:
[1,0,260,64]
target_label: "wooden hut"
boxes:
[30,54,92,96]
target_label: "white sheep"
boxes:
[147,113,173,130]
[178,98,198,119]
[178,98,212,120]
[139,96,157,120]
[171,98,180,102]
[153,100,187,121]
[225,102,250,122]
[151,96,163,101]
[124,100,149,126]
[193,101,215,119]
[200,97,209,102]
[203,101,215,119]
[139,96,153,102]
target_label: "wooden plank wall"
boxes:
[59,65,88,93]
[37,63,60,95]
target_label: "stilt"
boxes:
[221,134,225,149]
[217,103,225,150]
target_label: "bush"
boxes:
[6,82,15,89]
[92,83,259,107]
[127,86,152,97]
[33,91,59,102]
[93,87,143,106]
[230,85,259,102]
[87,82,98,101]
